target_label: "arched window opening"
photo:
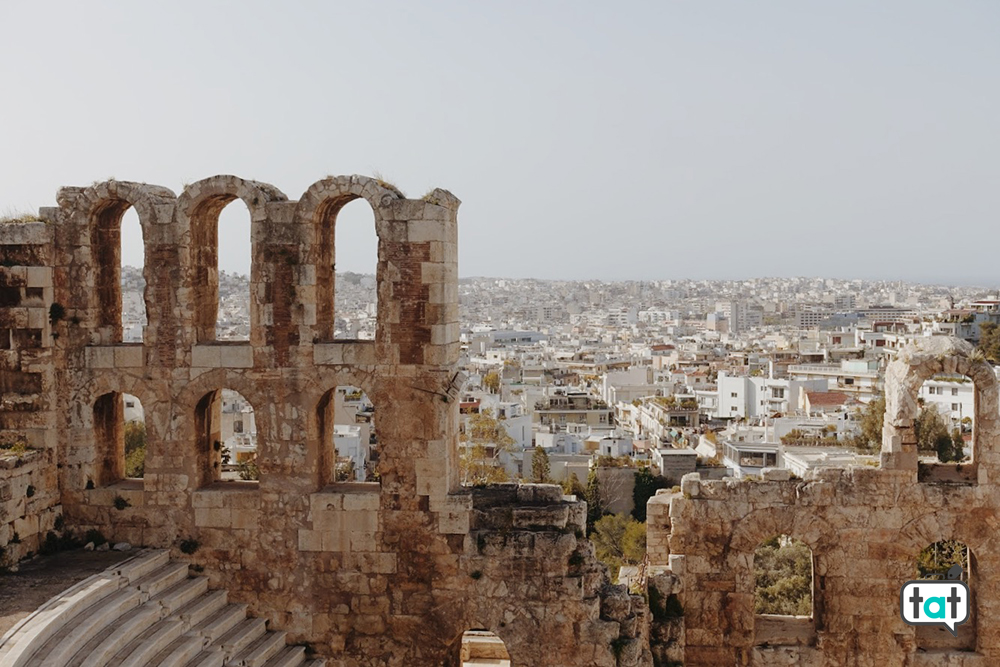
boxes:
[216,201,252,341]
[91,200,137,344]
[120,208,146,342]
[753,535,815,646]
[917,375,973,464]
[93,393,124,487]
[915,541,976,651]
[333,199,378,340]
[93,392,145,486]
[195,388,258,485]
[452,630,510,667]
[317,386,378,485]
[123,393,146,479]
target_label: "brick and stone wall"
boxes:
[0,450,62,566]
[648,337,1000,666]
[0,176,645,666]
[0,223,62,567]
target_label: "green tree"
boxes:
[531,446,551,483]
[850,395,885,452]
[460,408,514,485]
[239,457,260,481]
[561,472,586,497]
[124,421,146,478]
[585,468,605,532]
[914,405,950,455]
[632,465,669,522]
[979,321,1000,363]
[754,536,812,616]
[917,540,969,580]
[590,513,647,574]
[937,428,965,463]
[482,371,501,394]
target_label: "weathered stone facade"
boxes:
[649,337,1000,666]
[9,174,989,666]
[0,176,646,666]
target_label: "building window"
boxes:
[731,392,738,398]
[952,388,959,396]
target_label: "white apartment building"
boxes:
[919,376,975,424]
[714,372,827,420]
[787,359,882,400]
[333,424,368,482]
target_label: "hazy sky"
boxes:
[1,1,997,284]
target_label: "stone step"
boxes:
[193,604,249,644]
[115,549,171,585]
[147,634,206,667]
[0,574,122,667]
[216,618,268,660]
[25,587,143,667]
[226,630,286,667]
[176,589,229,627]
[1,548,319,667]
[112,618,186,667]
[260,646,307,667]
[184,648,226,667]
[134,562,192,599]
[153,576,211,615]
[77,602,163,667]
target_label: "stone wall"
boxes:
[648,337,1000,666]
[0,176,644,666]
[0,226,63,568]
[0,450,62,566]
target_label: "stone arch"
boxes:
[176,176,287,342]
[729,507,830,644]
[71,180,176,343]
[903,530,979,652]
[882,337,999,478]
[303,368,375,489]
[730,507,833,555]
[315,385,380,486]
[895,509,990,559]
[445,626,514,666]
[175,370,272,487]
[295,175,401,342]
[81,376,160,488]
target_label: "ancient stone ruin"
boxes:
[0,176,647,666]
[2,174,996,666]
[648,336,1000,666]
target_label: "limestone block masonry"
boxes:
[648,337,1000,666]
[0,176,645,666]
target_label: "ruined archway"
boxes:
[76,180,175,344]
[194,388,259,486]
[177,175,287,344]
[295,175,400,342]
[449,629,512,666]
[882,337,999,482]
[316,385,380,486]
[753,535,815,647]
[914,540,977,652]
[92,392,124,487]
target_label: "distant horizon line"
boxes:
[118,266,998,291]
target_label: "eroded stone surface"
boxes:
[649,338,1000,666]
[0,176,641,666]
